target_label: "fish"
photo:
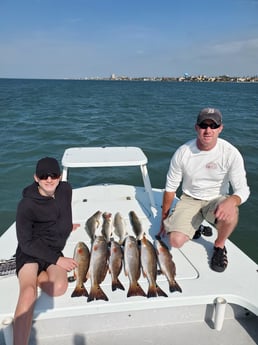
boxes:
[140,235,168,298]
[101,212,113,243]
[129,210,145,240]
[155,236,182,293]
[113,212,128,245]
[109,239,125,291]
[87,236,109,302]
[85,210,102,242]
[123,236,146,298]
[71,241,90,298]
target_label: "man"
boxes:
[159,108,250,272]
[13,157,78,345]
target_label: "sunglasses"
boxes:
[38,173,60,180]
[198,122,220,129]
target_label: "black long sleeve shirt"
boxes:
[15,181,73,264]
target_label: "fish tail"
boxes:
[87,284,109,302]
[146,283,168,298]
[112,278,125,291]
[127,282,146,298]
[71,284,88,298]
[169,280,182,293]
[147,284,158,298]
[156,284,168,298]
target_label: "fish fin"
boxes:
[112,278,125,291]
[71,284,88,298]
[87,285,109,302]
[127,282,146,298]
[169,280,182,293]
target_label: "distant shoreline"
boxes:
[1,76,258,82]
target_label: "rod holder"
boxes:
[214,297,227,331]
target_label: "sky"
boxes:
[0,0,258,79]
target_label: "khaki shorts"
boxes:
[163,194,227,239]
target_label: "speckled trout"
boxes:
[129,210,145,240]
[101,212,113,243]
[113,212,128,245]
[85,210,102,243]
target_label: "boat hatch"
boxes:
[61,146,156,211]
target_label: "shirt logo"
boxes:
[206,162,217,169]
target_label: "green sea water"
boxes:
[0,78,257,262]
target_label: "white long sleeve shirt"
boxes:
[165,138,250,204]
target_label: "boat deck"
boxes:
[1,184,258,345]
[0,147,257,345]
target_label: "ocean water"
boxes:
[0,79,257,262]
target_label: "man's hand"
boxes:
[158,221,166,237]
[214,195,240,223]
[157,191,175,238]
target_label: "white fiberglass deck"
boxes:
[1,146,258,345]
[1,184,257,322]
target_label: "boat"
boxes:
[0,146,257,345]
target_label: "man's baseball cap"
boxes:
[197,108,222,125]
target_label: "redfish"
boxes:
[140,236,167,298]
[71,241,90,298]
[155,237,182,293]
[109,239,125,291]
[124,236,146,298]
[87,236,109,302]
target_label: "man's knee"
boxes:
[169,231,189,248]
